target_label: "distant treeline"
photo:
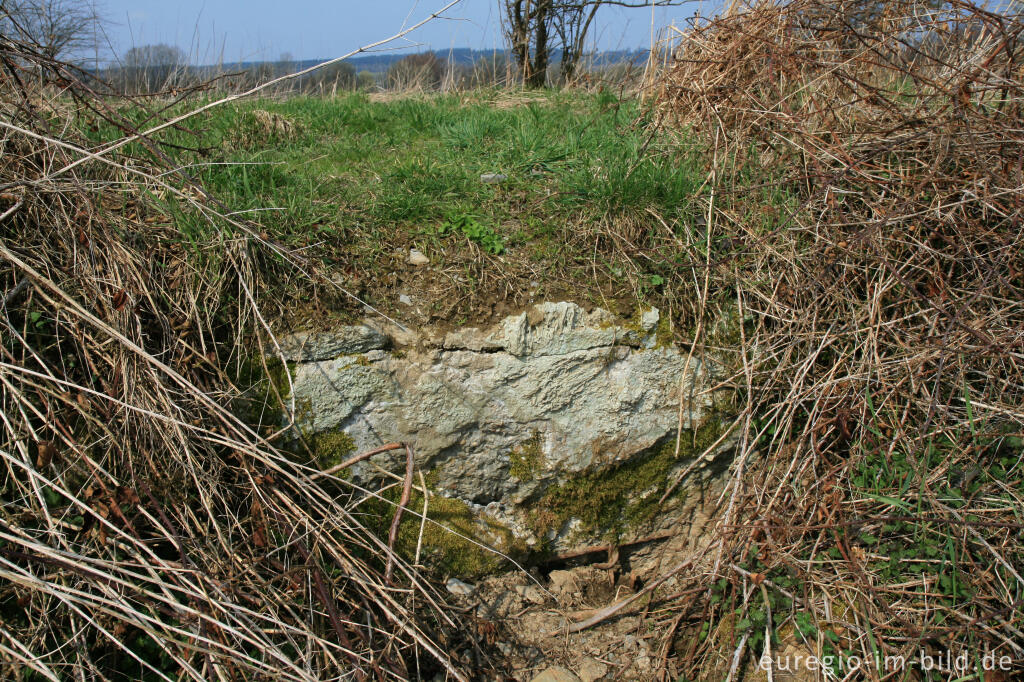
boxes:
[96,46,650,94]
[293,47,648,74]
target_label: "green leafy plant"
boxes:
[439,212,505,254]
[794,611,816,638]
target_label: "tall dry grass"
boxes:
[0,20,486,682]
[644,0,1024,677]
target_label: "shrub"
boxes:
[386,52,445,90]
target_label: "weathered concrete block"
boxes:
[278,302,736,559]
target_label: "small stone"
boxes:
[548,569,579,595]
[398,293,413,306]
[480,173,508,184]
[513,584,546,604]
[445,578,476,596]
[640,307,660,332]
[407,249,430,266]
[530,667,581,682]
[622,635,637,651]
[578,657,609,682]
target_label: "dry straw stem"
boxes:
[647,0,1024,677]
[0,5,490,680]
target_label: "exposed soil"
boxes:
[445,519,707,681]
[280,245,644,339]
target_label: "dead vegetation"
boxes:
[638,0,1024,678]
[0,29,489,682]
[3,0,1024,679]
[234,108,303,148]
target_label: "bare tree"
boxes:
[119,43,187,93]
[504,0,551,88]
[502,0,686,88]
[122,43,186,69]
[551,2,600,84]
[0,0,100,61]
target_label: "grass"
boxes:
[90,89,710,326]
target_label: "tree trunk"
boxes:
[509,0,531,84]
[527,0,551,88]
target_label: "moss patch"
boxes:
[231,355,293,432]
[365,482,523,578]
[508,430,544,480]
[652,314,673,348]
[267,357,294,400]
[337,353,374,371]
[529,417,729,544]
[308,430,357,469]
[622,306,673,349]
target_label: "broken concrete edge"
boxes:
[275,324,389,362]
[261,300,672,409]
[272,301,665,357]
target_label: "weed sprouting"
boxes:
[439,212,505,254]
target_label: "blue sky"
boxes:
[96,0,710,65]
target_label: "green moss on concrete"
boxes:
[508,430,545,480]
[366,481,523,578]
[529,417,727,544]
[338,353,374,371]
[652,314,673,348]
[403,493,515,577]
[622,306,673,349]
[309,430,357,469]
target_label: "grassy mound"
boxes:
[108,89,709,328]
